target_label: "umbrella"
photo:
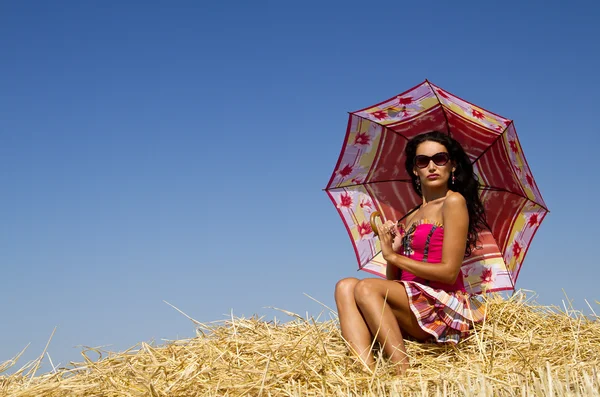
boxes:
[325,80,547,294]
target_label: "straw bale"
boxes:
[1,291,599,396]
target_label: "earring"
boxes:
[451,171,456,185]
[415,178,421,191]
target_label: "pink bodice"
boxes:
[398,221,466,292]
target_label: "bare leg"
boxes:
[334,278,375,370]
[354,279,430,374]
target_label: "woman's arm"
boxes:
[386,260,401,280]
[377,193,469,284]
[384,220,402,280]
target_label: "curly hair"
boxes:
[404,131,488,257]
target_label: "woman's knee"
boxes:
[334,277,359,302]
[353,279,384,305]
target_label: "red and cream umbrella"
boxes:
[325,81,548,294]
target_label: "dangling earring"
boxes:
[451,171,456,185]
[415,177,421,192]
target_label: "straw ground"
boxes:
[1,291,599,396]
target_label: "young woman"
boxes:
[334,131,487,374]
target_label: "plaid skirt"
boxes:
[398,281,486,344]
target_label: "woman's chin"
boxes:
[423,180,448,189]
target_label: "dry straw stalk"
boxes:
[1,291,599,396]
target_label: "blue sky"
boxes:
[2,0,599,373]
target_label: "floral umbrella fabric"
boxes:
[325,81,548,294]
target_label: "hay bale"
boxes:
[1,291,599,396]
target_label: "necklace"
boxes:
[400,223,416,257]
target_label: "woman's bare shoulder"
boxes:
[442,192,466,209]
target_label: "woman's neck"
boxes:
[421,187,450,207]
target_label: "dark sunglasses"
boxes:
[414,152,450,168]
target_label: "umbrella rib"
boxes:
[479,186,549,212]
[426,80,451,137]
[324,182,548,212]
[352,113,412,141]
[323,179,412,191]
[325,183,548,212]
[471,122,510,164]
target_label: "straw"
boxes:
[1,291,599,396]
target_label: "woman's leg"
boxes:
[353,279,430,374]
[334,277,375,369]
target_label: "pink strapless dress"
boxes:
[395,221,485,344]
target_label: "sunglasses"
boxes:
[414,152,450,168]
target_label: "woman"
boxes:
[334,131,487,374]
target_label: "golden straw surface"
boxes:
[1,292,599,396]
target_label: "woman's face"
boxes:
[413,140,455,190]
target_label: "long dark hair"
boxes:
[404,131,487,257]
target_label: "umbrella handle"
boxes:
[370,211,382,237]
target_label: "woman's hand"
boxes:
[376,221,398,261]
[383,220,402,252]
[389,221,404,253]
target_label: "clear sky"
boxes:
[2,0,599,374]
